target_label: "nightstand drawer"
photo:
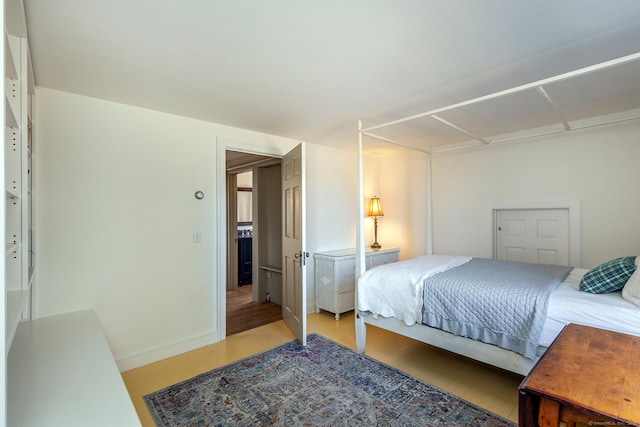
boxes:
[338,291,355,312]
[368,252,398,268]
[336,274,355,293]
[335,259,356,276]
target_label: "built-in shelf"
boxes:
[4,1,37,420]
[5,241,18,256]
[4,1,35,355]
[4,32,19,79]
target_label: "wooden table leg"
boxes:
[538,397,560,427]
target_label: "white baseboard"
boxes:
[116,332,219,372]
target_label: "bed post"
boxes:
[355,120,367,353]
[426,152,433,255]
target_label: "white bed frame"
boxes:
[354,312,539,375]
[353,52,640,376]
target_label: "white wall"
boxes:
[34,88,357,369]
[36,88,219,365]
[38,86,639,370]
[430,120,640,268]
[305,143,357,310]
[362,145,430,260]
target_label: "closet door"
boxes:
[496,209,569,265]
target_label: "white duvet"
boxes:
[357,255,471,325]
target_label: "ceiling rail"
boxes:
[429,111,640,154]
[430,114,490,144]
[361,131,431,154]
[361,51,640,133]
[536,86,571,131]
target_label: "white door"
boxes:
[496,209,569,265]
[282,143,307,345]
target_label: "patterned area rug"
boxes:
[144,334,515,426]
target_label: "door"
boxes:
[496,209,569,265]
[282,143,307,345]
[226,173,239,291]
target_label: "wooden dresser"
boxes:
[519,323,640,427]
[314,247,399,320]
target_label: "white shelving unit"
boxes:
[3,0,35,421]
[4,14,34,354]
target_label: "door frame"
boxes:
[484,199,581,267]
[215,137,297,341]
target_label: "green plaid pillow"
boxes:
[580,256,637,294]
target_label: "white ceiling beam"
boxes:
[430,111,640,154]
[362,51,640,133]
[430,114,490,144]
[361,132,431,154]
[536,86,571,131]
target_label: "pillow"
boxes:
[579,256,637,294]
[622,256,640,306]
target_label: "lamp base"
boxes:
[370,242,381,250]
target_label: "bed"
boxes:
[355,255,640,375]
[353,52,640,376]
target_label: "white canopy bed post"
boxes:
[426,152,433,255]
[355,119,434,353]
[355,120,367,352]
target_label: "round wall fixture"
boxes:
[194,191,204,200]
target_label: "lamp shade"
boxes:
[367,197,384,217]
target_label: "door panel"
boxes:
[226,174,239,291]
[282,143,306,345]
[496,209,569,265]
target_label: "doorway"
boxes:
[225,150,283,335]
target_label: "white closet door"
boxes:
[496,209,569,265]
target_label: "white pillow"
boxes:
[621,256,640,307]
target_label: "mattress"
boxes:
[540,267,640,346]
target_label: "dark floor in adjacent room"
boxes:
[226,284,282,336]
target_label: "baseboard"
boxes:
[116,332,220,372]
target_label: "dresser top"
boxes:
[314,247,399,258]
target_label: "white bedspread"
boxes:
[357,255,471,325]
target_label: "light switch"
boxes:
[193,231,202,243]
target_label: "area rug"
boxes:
[144,334,515,426]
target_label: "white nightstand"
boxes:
[314,247,399,320]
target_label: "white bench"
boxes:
[7,310,141,427]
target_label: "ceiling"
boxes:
[22,0,640,152]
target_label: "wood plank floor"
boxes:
[123,311,523,426]
[226,284,282,336]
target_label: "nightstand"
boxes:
[314,247,399,320]
[519,323,640,427]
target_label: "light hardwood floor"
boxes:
[122,311,522,426]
